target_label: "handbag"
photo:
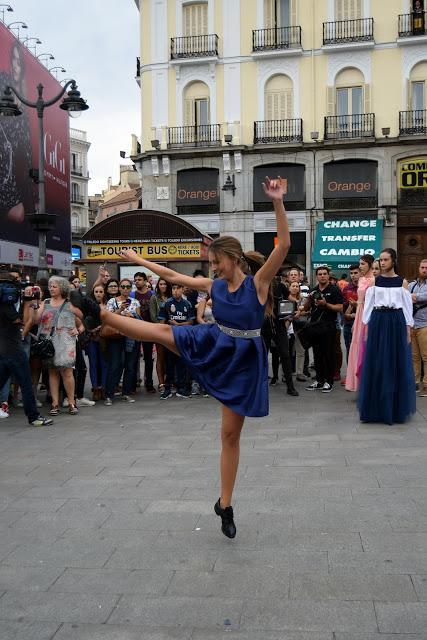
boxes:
[31,300,67,360]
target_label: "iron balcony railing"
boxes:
[398,12,427,37]
[167,124,221,147]
[252,26,302,51]
[399,110,427,135]
[323,18,374,44]
[171,34,218,59]
[324,113,375,140]
[71,226,88,237]
[136,56,140,77]
[71,194,85,205]
[71,165,83,176]
[254,118,303,144]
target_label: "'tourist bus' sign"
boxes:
[323,161,378,199]
[312,218,383,270]
[176,168,219,206]
[85,242,202,261]
[399,157,427,188]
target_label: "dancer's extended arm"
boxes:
[254,177,291,301]
[119,249,212,294]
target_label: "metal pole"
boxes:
[36,84,48,280]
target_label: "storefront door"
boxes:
[398,228,427,280]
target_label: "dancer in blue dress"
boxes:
[72,177,290,538]
[358,248,416,425]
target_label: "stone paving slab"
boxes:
[0,382,424,638]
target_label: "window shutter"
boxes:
[264,0,275,28]
[335,0,362,20]
[364,83,371,114]
[290,0,297,26]
[265,90,293,119]
[335,0,343,21]
[184,98,195,126]
[327,86,335,115]
[407,79,412,110]
[183,3,208,36]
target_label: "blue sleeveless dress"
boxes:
[172,275,268,417]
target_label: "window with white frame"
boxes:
[264,74,294,120]
[183,2,208,35]
[184,81,210,127]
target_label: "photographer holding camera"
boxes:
[0,271,52,426]
[408,258,427,396]
[302,266,343,393]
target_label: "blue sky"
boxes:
[7,0,140,194]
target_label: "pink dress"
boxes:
[345,275,374,392]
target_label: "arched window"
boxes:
[183,2,208,35]
[326,68,372,138]
[335,67,366,116]
[184,80,210,127]
[335,0,362,20]
[409,61,427,110]
[264,74,294,120]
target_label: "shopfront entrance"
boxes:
[397,157,427,280]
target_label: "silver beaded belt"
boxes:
[218,324,261,338]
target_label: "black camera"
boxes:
[310,290,324,303]
[0,276,21,305]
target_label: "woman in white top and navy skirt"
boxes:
[359,248,416,425]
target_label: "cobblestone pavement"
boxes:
[0,380,425,639]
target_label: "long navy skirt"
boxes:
[358,309,416,425]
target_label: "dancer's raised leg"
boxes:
[100,309,179,355]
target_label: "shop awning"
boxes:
[312,218,383,271]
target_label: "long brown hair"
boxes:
[209,236,274,315]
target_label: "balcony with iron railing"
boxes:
[252,26,302,53]
[324,113,375,140]
[254,118,303,144]
[167,124,221,148]
[71,194,85,205]
[399,110,427,136]
[398,12,427,38]
[71,164,83,176]
[323,18,374,45]
[71,226,89,237]
[171,34,218,60]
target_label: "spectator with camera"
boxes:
[408,258,427,396]
[0,271,52,426]
[303,266,343,393]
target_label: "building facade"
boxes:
[132,0,427,278]
[70,128,91,241]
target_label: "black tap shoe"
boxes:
[214,498,236,539]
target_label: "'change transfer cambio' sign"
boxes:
[312,218,383,270]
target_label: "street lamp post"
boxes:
[0,4,13,23]
[0,80,89,279]
[6,21,27,38]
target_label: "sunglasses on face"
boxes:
[120,284,132,289]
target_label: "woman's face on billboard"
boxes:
[11,46,22,84]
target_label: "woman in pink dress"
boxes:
[345,255,375,392]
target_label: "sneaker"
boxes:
[1,402,9,417]
[76,397,95,407]
[191,382,200,396]
[269,377,278,386]
[30,415,53,427]
[420,386,427,397]
[305,381,323,391]
[203,393,210,397]
[104,397,113,406]
[0,408,9,419]
[121,395,136,403]
[176,391,191,399]
[62,398,69,408]
[160,389,173,400]
[321,382,333,393]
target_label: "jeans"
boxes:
[141,341,154,388]
[264,325,293,384]
[311,323,337,386]
[0,351,38,423]
[86,340,107,389]
[105,339,125,399]
[165,350,188,394]
[0,378,10,403]
[74,341,87,399]
[343,321,354,364]
[123,341,140,395]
